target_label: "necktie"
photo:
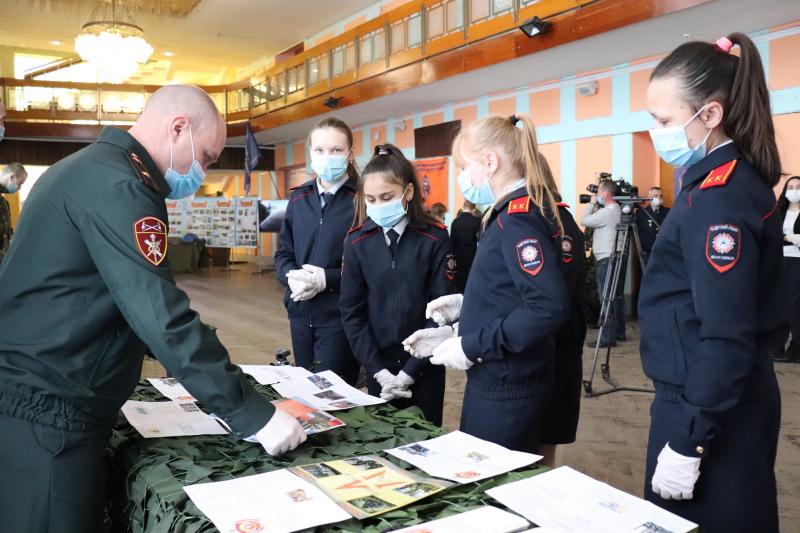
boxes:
[321,192,333,215]
[387,228,399,259]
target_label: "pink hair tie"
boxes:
[715,36,733,53]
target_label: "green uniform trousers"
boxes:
[0,413,110,532]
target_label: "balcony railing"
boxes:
[1,0,595,129]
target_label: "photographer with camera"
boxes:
[580,180,626,347]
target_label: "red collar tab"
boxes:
[508,196,531,215]
[699,159,737,190]
[347,223,364,235]
[557,202,570,208]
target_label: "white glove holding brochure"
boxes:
[255,408,307,456]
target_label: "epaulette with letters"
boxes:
[699,159,737,190]
[128,152,158,192]
[508,196,531,214]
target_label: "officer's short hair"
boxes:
[2,162,27,181]
[649,186,662,192]
[598,181,618,196]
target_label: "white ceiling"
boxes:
[240,0,800,146]
[0,0,379,80]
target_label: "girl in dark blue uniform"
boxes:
[274,118,360,385]
[409,114,570,452]
[639,34,785,532]
[340,144,454,425]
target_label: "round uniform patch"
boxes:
[445,252,457,281]
[134,216,168,266]
[516,238,544,276]
[561,236,574,264]
[705,223,740,273]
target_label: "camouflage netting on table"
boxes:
[107,378,546,533]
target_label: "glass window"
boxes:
[492,0,512,15]
[332,47,344,76]
[446,0,463,33]
[345,42,356,71]
[360,35,373,65]
[276,72,286,96]
[374,29,385,60]
[427,4,444,39]
[471,0,489,22]
[287,68,297,93]
[318,54,329,81]
[308,58,318,85]
[408,13,422,48]
[296,65,305,91]
[391,21,406,53]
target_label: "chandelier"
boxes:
[74,0,153,84]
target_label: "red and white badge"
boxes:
[134,216,168,266]
[561,235,574,264]
[705,223,740,273]
[516,238,544,276]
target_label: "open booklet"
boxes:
[392,506,530,533]
[184,468,351,533]
[486,466,698,533]
[288,455,453,519]
[272,369,385,411]
[386,430,542,483]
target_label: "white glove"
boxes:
[787,234,800,246]
[286,269,317,301]
[651,443,702,500]
[403,326,455,358]
[374,369,412,401]
[425,294,464,326]
[430,336,474,370]
[255,408,307,456]
[387,371,415,399]
[302,264,327,292]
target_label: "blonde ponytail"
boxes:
[516,114,563,235]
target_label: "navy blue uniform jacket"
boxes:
[274,178,356,327]
[340,218,454,379]
[638,143,786,458]
[459,188,570,397]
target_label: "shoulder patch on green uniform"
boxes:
[134,217,168,266]
[699,159,737,190]
[128,152,158,192]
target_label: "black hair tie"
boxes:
[508,115,520,126]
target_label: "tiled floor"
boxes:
[143,265,800,530]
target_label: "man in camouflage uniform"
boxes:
[0,162,28,262]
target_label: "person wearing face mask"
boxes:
[0,85,307,532]
[274,117,361,386]
[0,162,27,263]
[775,176,800,363]
[638,35,785,532]
[580,180,626,346]
[635,186,670,261]
[340,144,454,424]
[405,115,569,452]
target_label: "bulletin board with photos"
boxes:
[165,196,259,248]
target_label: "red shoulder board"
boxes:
[508,196,531,215]
[557,202,571,208]
[699,159,737,190]
[347,223,364,235]
[434,221,447,230]
[129,152,157,192]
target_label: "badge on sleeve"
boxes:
[445,252,457,281]
[516,238,544,276]
[134,217,168,266]
[561,236,574,264]
[705,223,740,273]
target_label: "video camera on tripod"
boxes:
[582,172,656,397]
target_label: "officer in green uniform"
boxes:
[0,162,27,262]
[0,85,306,532]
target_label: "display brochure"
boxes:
[121,400,228,438]
[391,506,530,533]
[272,370,385,411]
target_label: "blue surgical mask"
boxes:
[0,125,5,142]
[649,104,712,168]
[165,125,205,200]
[596,194,605,207]
[457,169,495,205]
[311,154,349,183]
[367,195,408,229]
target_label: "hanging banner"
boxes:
[412,157,449,210]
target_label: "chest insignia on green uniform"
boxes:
[134,216,168,266]
[129,152,158,192]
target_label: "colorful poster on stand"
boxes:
[210,198,236,248]
[165,199,188,238]
[288,455,453,519]
[234,196,259,248]
[186,198,214,242]
[413,157,449,210]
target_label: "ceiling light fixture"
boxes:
[324,96,342,109]
[163,51,174,57]
[518,16,552,38]
[75,0,153,84]
[51,40,62,46]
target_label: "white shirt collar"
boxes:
[383,216,409,245]
[707,138,734,155]
[317,176,347,198]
